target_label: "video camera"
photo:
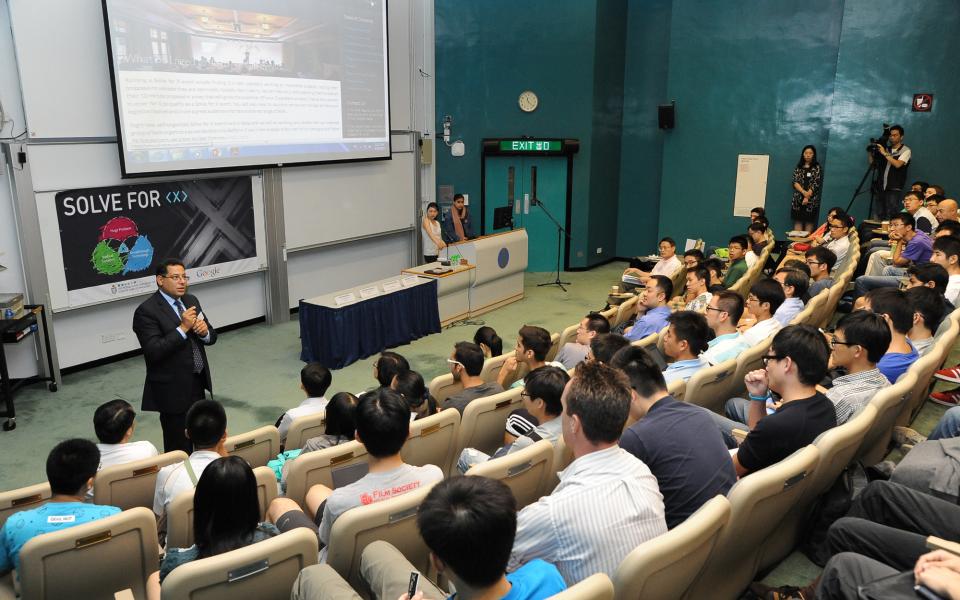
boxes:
[866,123,891,157]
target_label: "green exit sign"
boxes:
[499,139,562,152]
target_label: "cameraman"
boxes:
[868,124,911,219]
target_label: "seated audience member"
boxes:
[863,288,919,383]
[683,248,704,270]
[805,246,838,296]
[717,325,836,477]
[153,400,227,526]
[612,347,735,529]
[508,361,667,584]
[301,392,359,453]
[936,198,959,223]
[554,312,610,369]
[474,325,503,358]
[371,351,409,389]
[624,276,673,341]
[824,312,891,424]
[701,291,750,366]
[741,278,786,346]
[703,258,726,292]
[93,398,159,470]
[443,342,504,415]
[930,234,960,305]
[683,266,713,313]
[294,477,567,600]
[905,262,950,295]
[905,286,946,357]
[277,362,332,445]
[781,258,813,278]
[814,211,852,268]
[152,456,281,589]
[392,370,437,420]
[807,206,844,244]
[661,311,709,384]
[926,184,946,199]
[773,268,810,326]
[937,219,960,239]
[498,325,565,389]
[458,366,569,473]
[746,222,767,266]
[906,190,939,234]
[911,180,929,194]
[750,206,766,222]
[268,387,444,562]
[623,237,681,281]
[589,333,631,364]
[722,236,750,288]
[0,440,120,577]
[857,213,933,297]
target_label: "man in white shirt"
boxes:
[741,279,785,346]
[277,362,332,445]
[623,237,682,282]
[702,291,750,366]
[904,191,938,235]
[818,214,852,271]
[930,235,960,306]
[508,361,667,584]
[773,268,809,326]
[554,313,610,370]
[93,399,159,470]
[153,400,227,524]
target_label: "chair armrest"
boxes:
[926,536,960,556]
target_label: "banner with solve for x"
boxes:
[51,176,260,308]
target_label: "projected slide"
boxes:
[102,0,391,176]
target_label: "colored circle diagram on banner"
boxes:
[91,216,155,276]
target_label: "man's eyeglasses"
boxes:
[829,338,859,349]
[806,260,822,266]
[162,274,189,282]
[828,224,846,230]
[704,306,725,313]
[520,391,532,401]
[760,354,785,366]
[446,359,463,367]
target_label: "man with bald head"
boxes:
[937,198,958,223]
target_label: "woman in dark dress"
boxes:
[791,145,823,233]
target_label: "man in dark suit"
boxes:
[133,258,217,453]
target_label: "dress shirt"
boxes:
[625,306,671,341]
[662,358,705,384]
[742,317,782,347]
[828,368,890,424]
[774,297,805,326]
[158,289,212,343]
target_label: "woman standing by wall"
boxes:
[791,145,823,233]
[421,202,446,263]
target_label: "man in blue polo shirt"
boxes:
[612,346,735,529]
[661,311,709,384]
[624,275,673,341]
[0,439,120,577]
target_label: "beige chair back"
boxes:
[428,373,462,405]
[18,507,159,600]
[456,387,524,456]
[670,266,688,298]
[284,411,327,451]
[160,528,318,600]
[479,354,511,384]
[545,332,562,363]
[630,330,659,350]
[166,466,279,550]
[612,495,731,600]
[466,439,554,509]
[682,358,738,414]
[614,296,639,329]
[326,481,439,591]
[789,289,828,326]
[728,336,774,399]
[666,378,686,401]
[542,436,574,497]
[599,306,618,324]
[225,426,281,469]
[549,573,615,600]
[93,450,188,510]
[899,319,960,426]
[760,405,878,570]
[556,322,580,350]
[686,445,819,600]
[285,440,369,508]
[857,371,918,466]
[400,408,460,474]
[0,482,51,530]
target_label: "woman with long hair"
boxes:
[421,201,446,263]
[791,145,823,233]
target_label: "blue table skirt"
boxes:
[299,279,441,369]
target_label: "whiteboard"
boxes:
[282,149,416,251]
[733,154,769,217]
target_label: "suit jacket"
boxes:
[133,291,217,414]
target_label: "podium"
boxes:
[403,229,528,325]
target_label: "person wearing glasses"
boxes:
[441,342,503,416]
[719,325,837,477]
[823,312,891,424]
[813,212,853,269]
[805,246,838,296]
[701,291,750,366]
[740,279,786,347]
[133,258,218,453]
[855,213,933,299]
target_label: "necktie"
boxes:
[176,300,205,373]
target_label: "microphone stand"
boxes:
[532,198,572,291]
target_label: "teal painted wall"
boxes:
[616,0,672,257]
[434,0,626,269]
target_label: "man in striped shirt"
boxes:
[507,361,667,585]
[823,311,891,424]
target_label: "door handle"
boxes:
[523,193,530,215]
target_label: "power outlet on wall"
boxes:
[596,247,603,254]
